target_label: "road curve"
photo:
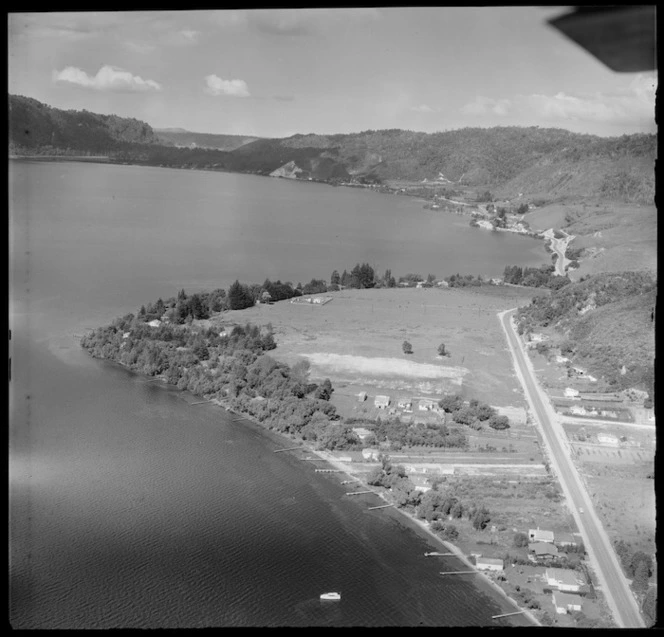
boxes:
[498,308,645,628]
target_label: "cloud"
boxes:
[461,74,656,128]
[411,104,435,113]
[461,96,512,116]
[52,65,162,92]
[123,40,156,55]
[204,75,250,98]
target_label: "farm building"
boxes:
[529,542,560,560]
[374,395,390,409]
[546,568,582,592]
[397,398,412,410]
[475,557,504,572]
[357,391,368,402]
[361,448,380,461]
[552,591,583,614]
[554,532,578,548]
[597,433,620,446]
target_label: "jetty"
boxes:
[439,570,477,575]
[273,446,303,453]
[492,610,527,619]
[424,552,454,557]
[345,490,375,496]
[190,399,213,405]
[368,503,394,510]
[340,480,357,485]
[315,469,342,473]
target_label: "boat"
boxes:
[424,552,445,557]
[320,592,341,601]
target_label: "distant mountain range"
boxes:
[9,94,656,204]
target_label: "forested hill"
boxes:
[9,94,158,155]
[9,94,656,203]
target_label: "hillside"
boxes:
[516,272,656,399]
[154,129,260,151]
[9,95,656,205]
[9,94,158,155]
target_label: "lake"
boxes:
[9,160,545,627]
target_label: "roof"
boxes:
[547,568,582,586]
[374,395,390,404]
[555,532,577,545]
[529,528,555,542]
[530,542,559,556]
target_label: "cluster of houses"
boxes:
[361,393,445,416]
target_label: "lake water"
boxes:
[9,160,545,628]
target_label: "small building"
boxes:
[546,568,582,592]
[397,398,412,410]
[374,395,390,409]
[358,391,368,402]
[437,280,450,288]
[361,448,380,461]
[564,388,580,399]
[418,399,436,411]
[556,355,570,364]
[147,319,162,328]
[529,528,555,544]
[600,410,618,419]
[476,557,504,572]
[352,427,373,441]
[597,433,620,446]
[552,591,583,614]
[569,404,587,416]
[554,532,578,548]
[529,333,545,343]
[529,542,560,560]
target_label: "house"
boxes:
[352,427,373,441]
[362,448,380,461]
[490,278,503,285]
[397,398,412,410]
[529,333,545,343]
[337,456,352,463]
[569,404,587,416]
[418,399,436,411]
[475,557,504,572]
[437,280,450,288]
[552,591,583,614]
[529,528,555,543]
[600,410,618,419]
[597,433,620,446]
[358,391,368,402]
[564,388,580,399]
[409,474,431,493]
[147,319,162,328]
[556,355,570,364]
[374,395,390,409]
[554,532,578,548]
[529,542,561,560]
[546,568,582,592]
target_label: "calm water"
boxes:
[9,160,544,628]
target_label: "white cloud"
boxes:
[461,96,512,116]
[52,65,162,92]
[204,75,250,98]
[411,104,435,113]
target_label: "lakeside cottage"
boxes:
[475,557,504,572]
[374,395,390,409]
[546,568,582,592]
[529,527,555,544]
[552,591,583,614]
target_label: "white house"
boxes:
[529,333,545,343]
[564,388,580,399]
[418,399,436,411]
[475,557,504,572]
[529,528,555,544]
[397,398,412,410]
[147,319,162,328]
[569,405,587,416]
[552,591,583,614]
[374,395,390,409]
[358,391,368,402]
[546,568,582,592]
[352,427,373,441]
[556,355,570,364]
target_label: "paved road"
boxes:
[498,309,645,628]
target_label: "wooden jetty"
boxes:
[315,469,342,473]
[190,399,213,405]
[368,503,394,510]
[273,446,303,453]
[439,570,477,575]
[424,552,454,557]
[340,480,357,485]
[345,490,375,496]
[492,611,527,619]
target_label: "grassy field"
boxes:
[223,285,546,411]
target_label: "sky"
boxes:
[8,8,657,138]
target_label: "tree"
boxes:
[633,561,651,594]
[330,270,340,286]
[228,280,254,310]
[437,343,448,357]
[402,341,413,355]
[315,378,334,401]
[489,414,510,430]
[513,532,529,547]
[472,506,491,530]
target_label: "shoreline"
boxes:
[207,397,541,626]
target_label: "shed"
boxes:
[358,391,368,402]
[529,528,555,543]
